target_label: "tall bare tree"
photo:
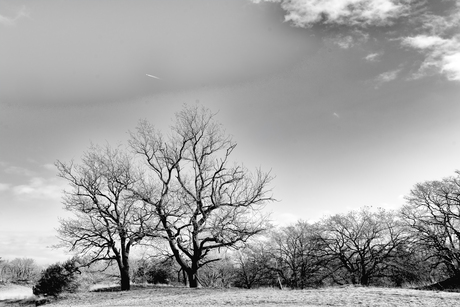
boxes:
[402,171,460,278]
[130,105,273,287]
[56,145,153,290]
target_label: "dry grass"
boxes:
[46,285,460,307]
[3,284,460,307]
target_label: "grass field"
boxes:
[2,284,460,307]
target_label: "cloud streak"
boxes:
[12,177,64,200]
[365,52,383,62]
[375,68,401,87]
[0,5,30,26]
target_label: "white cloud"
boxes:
[254,0,409,28]
[334,35,354,49]
[442,52,460,81]
[402,34,460,81]
[254,0,460,82]
[402,35,448,49]
[365,52,383,62]
[0,5,30,26]
[12,177,64,200]
[376,68,401,84]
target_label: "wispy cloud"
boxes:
[334,35,354,49]
[0,5,30,27]
[365,52,383,62]
[12,177,64,200]
[0,232,69,265]
[375,68,401,87]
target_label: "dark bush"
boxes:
[33,258,80,297]
[133,259,173,285]
[146,267,170,284]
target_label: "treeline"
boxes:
[129,170,460,289]
[39,104,460,291]
[0,257,41,284]
[119,168,460,289]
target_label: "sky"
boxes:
[0,0,459,265]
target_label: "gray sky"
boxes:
[0,0,459,265]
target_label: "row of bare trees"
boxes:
[54,104,460,290]
[234,172,460,288]
[0,257,40,284]
[55,105,273,290]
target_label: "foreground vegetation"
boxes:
[3,284,460,307]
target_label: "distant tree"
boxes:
[198,253,236,287]
[233,242,274,289]
[130,105,274,288]
[133,257,174,285]
[56,145,154,290]
[271,221,326,288]
[401,172,460,278]
[8,258,40,283]
[317,207,407,286]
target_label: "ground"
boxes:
[0,284,33,300]
[2,284,460,306]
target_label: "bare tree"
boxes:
[271,221,326,288]
[9,258,40,283]
[234,241,274,289]
[56,145,153,290]
[317,207,407,286]
[130,105,274,287]
[402,171,460,278]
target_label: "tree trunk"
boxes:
[188,271,199,288]
[120,266,131,291]
[360,274,369,286]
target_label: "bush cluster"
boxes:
[33,258,80,297]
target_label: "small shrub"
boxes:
[33,258,80,297]
[133,259,174,285]
[146,267,170,284]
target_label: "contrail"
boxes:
[146,74,160,79]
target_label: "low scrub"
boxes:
[33,258,80,297]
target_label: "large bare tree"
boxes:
[402,171,460,278]
[130,105,273,287]
[56,145,153,290]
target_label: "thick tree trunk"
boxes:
[188,271,198,288]
[120,266,131,291]
[119,248,131,291]
[360,274,369,286]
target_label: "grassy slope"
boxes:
[39,285,460,307]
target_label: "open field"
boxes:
[0,284,33,300]
[3,285,460,307]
